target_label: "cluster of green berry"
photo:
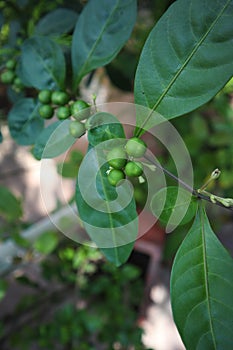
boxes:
[0,59,24,92]
[38,89,90,138]
[107,137,147,186]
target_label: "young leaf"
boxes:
[17,36,66,90]
[8,98,44,145]
[134,0,233,133]
[76,148,137,266]
[151,186,197,229]
[33,120,76,160]
[0,186,23,221]
[87,112,125,146]
[171,203,233,350]
[72,0,137,88]
[35,9,78,36]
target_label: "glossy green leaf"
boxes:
[57,162,78,178]
[76,148,137,267]
[35,8,78,36]
[87,112,125,146]
[134,0,233,133]
[33,231,59,254]
[18,36,66,90]
[33,120,76,160]
[0,186,22,221]
[8,98,44,145]
[151,186,197,228]
[72,0,137,88]
[171,204,233,350]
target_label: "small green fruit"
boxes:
[69,121,86,138]
[107,147,127,169]
[13,77,24,89]
[39,104,54,119]
[107,169,125,186]
[51,91,69,105]
[0,70,15,84]
[6,59,16,70]
[71,100,90,121]
[56,106,71,120]
[125,137,147,158]
[38,90,52,104]
[125,161,143,177]
[134,185,147,205]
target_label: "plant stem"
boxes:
[144,154,233,212]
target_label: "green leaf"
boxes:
[35,8,78,36]
[0,130,2,143]
[134,0,233,133]
[18,36,66,90]
[76,146,137,266]
[87,112,125,146]
[171,204,233,350]
[0,186,23,221]
[72,0,137,88]
[57,163,77,179]
[8,98,44,145]
[33,120,76,160]
[33,231,59,254]
[151,186,197,229]
[57,150,83,178]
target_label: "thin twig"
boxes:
[144,154,233,212]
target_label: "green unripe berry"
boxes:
[38,90,52,104]
[56,106,71,120]
[134,185,147,205]
[125,161,143,177]
[6,59,16,70]
[39,104,54,119]
[1,70,15,84]
[107,169,125,186]
[69,121,86,138]
[107,147,127,169]
[13,77,24,89]
[51,91,69,105]
[125,137,147,158]
[71,100,90,121]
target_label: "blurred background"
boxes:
[0,1,233,349]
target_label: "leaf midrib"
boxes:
[95,149,119,264]
[200,206,217,350]
[75,0,120,85]
[19,101,40,136]
[138,0,231,133]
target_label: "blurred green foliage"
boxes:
[1,241,148,349]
